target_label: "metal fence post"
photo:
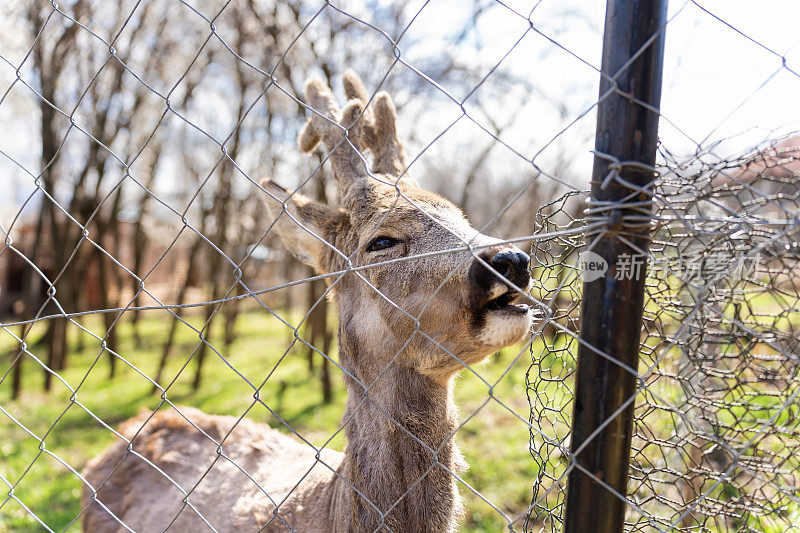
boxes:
[563,1,668,532]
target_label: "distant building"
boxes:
[0,219,293,319]
[709,135,800,259]
[0,221,193,319]
[711,135,800,217]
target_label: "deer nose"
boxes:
[489,249,530,288]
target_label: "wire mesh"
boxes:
[525,140,800,532]
[0,0,798,532]
[522,12,800,533]
[625,137,800,532]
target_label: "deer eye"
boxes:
[366,236,402,252]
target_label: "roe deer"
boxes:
[82,71,535,532]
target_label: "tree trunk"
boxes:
[305,274,318,372]
[191,282,221,391]
[223,283,242,350]
[13,194,47,398]
[151,236,204,391]
[320,305,333,404]
[303,277,334,402]
[130,148,162,346]
[11,325,25,399]
[32,7,73,392]
[43,317,66,391]
[96,252,118,378]
[306,165,334,402]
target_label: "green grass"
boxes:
[3,272,798,533]
[0,308,539,532]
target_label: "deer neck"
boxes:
[330,332,464,533]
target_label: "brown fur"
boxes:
[82,72,534,532]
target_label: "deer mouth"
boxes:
[481,285,530,314]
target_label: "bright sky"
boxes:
[660,0,800,158]
[400,0,800,181]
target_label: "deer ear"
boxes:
[260,179,342,273]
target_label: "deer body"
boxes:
[82,71,534,532]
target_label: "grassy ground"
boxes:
[0,308,539,532]
[3,278,797,532]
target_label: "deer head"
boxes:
[261,71,534,382]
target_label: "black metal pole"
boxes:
[564,1,667,532]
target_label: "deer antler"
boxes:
[298,71,410,187]
[342,70,409,178]
[298,77,369,190]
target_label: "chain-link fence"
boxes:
[522,1,800,531]
[526,135,800,532]
[1,0,799,532]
